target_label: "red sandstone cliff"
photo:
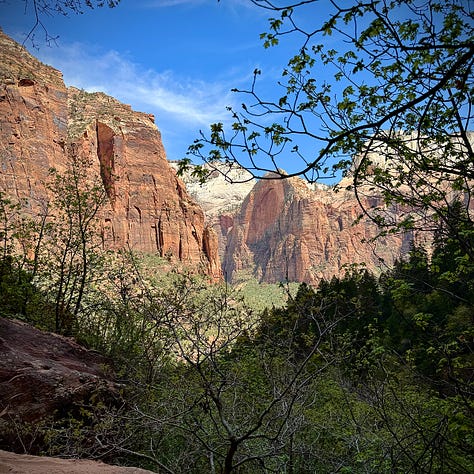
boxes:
[176,161,410,285]
[174,162,410,286]
[0,31,220,278]
[0,29,407,287]
[220,175,410,286]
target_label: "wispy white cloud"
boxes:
[35,42,242,127]
[33,41,255,159]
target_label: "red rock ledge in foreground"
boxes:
[0,449,154,474]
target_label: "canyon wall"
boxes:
[0,31,220,278]
[179,165,411,286]
[0,29,410,287]
[222,176,409,285]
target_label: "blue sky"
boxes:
[1,0,307,164]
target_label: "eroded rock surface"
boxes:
[0,318,120,424]
[171,162,255,261]
[0,30,219,279]
[222,176,410,285]
[175,163,409,285]
[0,450,154,474]
[0,29,408,287]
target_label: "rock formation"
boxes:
[0,30,220,279]
[0,317,120,425]
[170,162,255,259]
[179,167,410,286]
[0,29,409,287]
[0,449,154,473]
[221,176,409,285]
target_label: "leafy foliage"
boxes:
[3,2,474,469]
[2,193,474,472]
[182,0,474,241]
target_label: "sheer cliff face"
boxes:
[222,177,408,285]
[175,163,409,286]
[0,29,403,286]
[0,31,219,278]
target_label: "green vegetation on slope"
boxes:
[1,181,473,472]
[1,2,473,469]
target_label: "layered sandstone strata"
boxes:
[0,30,219,278]
[175,161,410,286]
[221,175,410,285]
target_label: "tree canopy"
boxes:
[182,0,474,235]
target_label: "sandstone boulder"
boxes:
[0,317,120,425]
[0,450,154,474]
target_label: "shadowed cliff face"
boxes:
[246,183,285,244]
[96,121,116,204]
[221,176,409,286]
[0,30,220,279]
[0,318,120,424]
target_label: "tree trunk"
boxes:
[222,440,238,474]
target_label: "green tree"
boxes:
[0,192,51,323]
[251,260,474,473]
[378,223,473,417]
[39,147,107,334]
[182,0,474,239]
[117,274,346,474]
[255,267,384,368]
[431,200,474,283]
[0,192,29,317]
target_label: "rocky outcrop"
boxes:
[0,450,154,474]
[0,317,120,424]
[171,162,255,260]
[222,175,409,285]
[0,30,219,278]
[174,163,409,286]
[0,29,408,287]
